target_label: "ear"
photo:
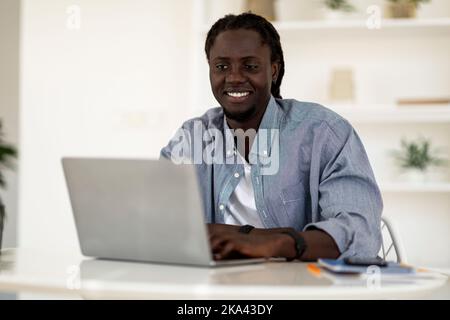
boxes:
[271,61,280,83]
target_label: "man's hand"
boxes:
[206,223,340,261]
[208,224,295,260]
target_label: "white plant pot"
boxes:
[402,169,428,184]
[321,8,358,20]
[323,9,344,20]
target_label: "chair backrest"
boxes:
[379,215,407,264]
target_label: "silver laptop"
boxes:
[62,157,266,267]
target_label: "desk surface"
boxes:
[0,248,448,299]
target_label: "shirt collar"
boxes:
[223,95,280,161]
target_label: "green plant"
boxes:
[324,0,355,12]
[392,137,447,171]
[0,119,17,188]
[387,0,431,8]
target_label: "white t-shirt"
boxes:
[224,156,265,228]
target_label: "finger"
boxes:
[210,236,225,254]
[210,235,228,251]
[216,241,236,260]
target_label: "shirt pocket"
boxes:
[280,182,307,229]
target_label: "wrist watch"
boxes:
[281,229,307,261]
[238,224,255,234]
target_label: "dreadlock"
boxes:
[204,12,285,99]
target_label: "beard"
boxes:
[222,103,257,123]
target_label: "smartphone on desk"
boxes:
[344,257,388,267]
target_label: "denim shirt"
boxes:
[160,96,383,258]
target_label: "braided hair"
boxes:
[204,12,285,99]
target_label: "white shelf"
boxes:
[328,105,450,124]
[380,183,450,193]
[200,18,450,35]
[274,18,450,30]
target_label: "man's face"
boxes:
[208,29,279,123]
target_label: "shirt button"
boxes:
[234,172,240,178]
[219,204,225,211]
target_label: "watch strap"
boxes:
[281,229,307,261]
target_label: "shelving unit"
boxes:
[380,183,450,193]
[330,105,450,123]
[200,18,450,35]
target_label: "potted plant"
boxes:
[385,0,431,18]
[0,119,17,252]
[392,137,447,183]
[322,0,355,19]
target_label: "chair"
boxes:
[379,215,407,264]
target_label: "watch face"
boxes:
[238,225,255,234]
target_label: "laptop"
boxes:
[62,157,266,267]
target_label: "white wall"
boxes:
[0,0,20,248]
[19,0,195,252]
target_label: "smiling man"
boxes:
[161,13,383,261]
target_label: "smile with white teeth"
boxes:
[226,92,250,98]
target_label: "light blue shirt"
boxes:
[161,96,383,258]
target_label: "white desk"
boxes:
[0,248,447,299]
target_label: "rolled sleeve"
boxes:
[307,119,383,258]
[304,215,355,257]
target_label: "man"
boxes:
[161,13,382,261]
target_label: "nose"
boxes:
[225,65,246,84]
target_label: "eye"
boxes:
[215,64,228,71]
[245,64,259,71]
